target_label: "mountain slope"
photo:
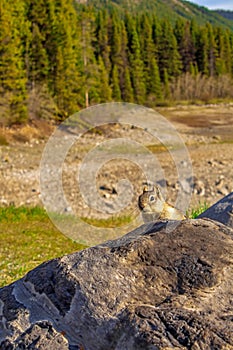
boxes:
[214,10,233,21]
[75,0,233,30]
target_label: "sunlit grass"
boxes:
[81,215,133,228]
[188,201,209,219]
[0,206,86,288]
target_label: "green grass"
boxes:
[188,201,209,219]
[81,215,133,228]
[0,206,86,288]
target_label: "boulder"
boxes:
[0,321,69,349]
[198,191,233,228]
[0,219,233,350]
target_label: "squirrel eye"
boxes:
[149,195,155,202]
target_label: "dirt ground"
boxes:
[0,103,232,220]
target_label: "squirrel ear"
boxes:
[143,185,149,193]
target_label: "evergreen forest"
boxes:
[1,0,233,124]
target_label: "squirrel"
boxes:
[138,185,186,222]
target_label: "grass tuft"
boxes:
[188,201,209,219]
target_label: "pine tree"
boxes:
[195,26,209,75]
[118,20,130,97]
[215,27,225,75]
[28,23,49,87]
[139,14,157,97]
[215,28,231,75]
[174,20,195,73]
[230,32,233,76]
[158,20,182,82]
[127,18,146,105]
[52,0,82,115]
[25,0,82,117]
[110,11,122,68]
[122,67,134,102]
[190,62,198,76]
[188,20,199,75]
[2,0,233,123]
[78,6,98,108]
[151,14,161,58]
[109,11,131,99]
[139,14,154,66]
[0,0,28,124]
[206,23,217,77]
[148,58,163,101]
[174,19,185,48]
[111,65,121,101]
[95,9,111,72]
[98,56,112,102]
[24,0,51,85]
[223,30,232,74]
[163,68,170,99]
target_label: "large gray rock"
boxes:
[0,219,233,349]
[0,321,69,349]
[198,191,233,228]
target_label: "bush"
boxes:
[169,73,233,102]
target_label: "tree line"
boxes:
[1,0,233,124]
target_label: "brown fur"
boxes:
[138,185,186,221]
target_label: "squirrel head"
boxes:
[139,185,164,211]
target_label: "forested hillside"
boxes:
[75,0,233,30]
[215,10,233,21]
[1,0,233,125]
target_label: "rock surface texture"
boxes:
[0,218,233,349]
[198,191,233,229]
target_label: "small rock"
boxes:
[216,175,225,187]
[64,206,72,213]
[99,184,117,195]
[217,187,229,196]
[207,159,218,167]
[3,156,10,163]
[0,198,7,205]
[212,135,221,141]
[193,180,205,196]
